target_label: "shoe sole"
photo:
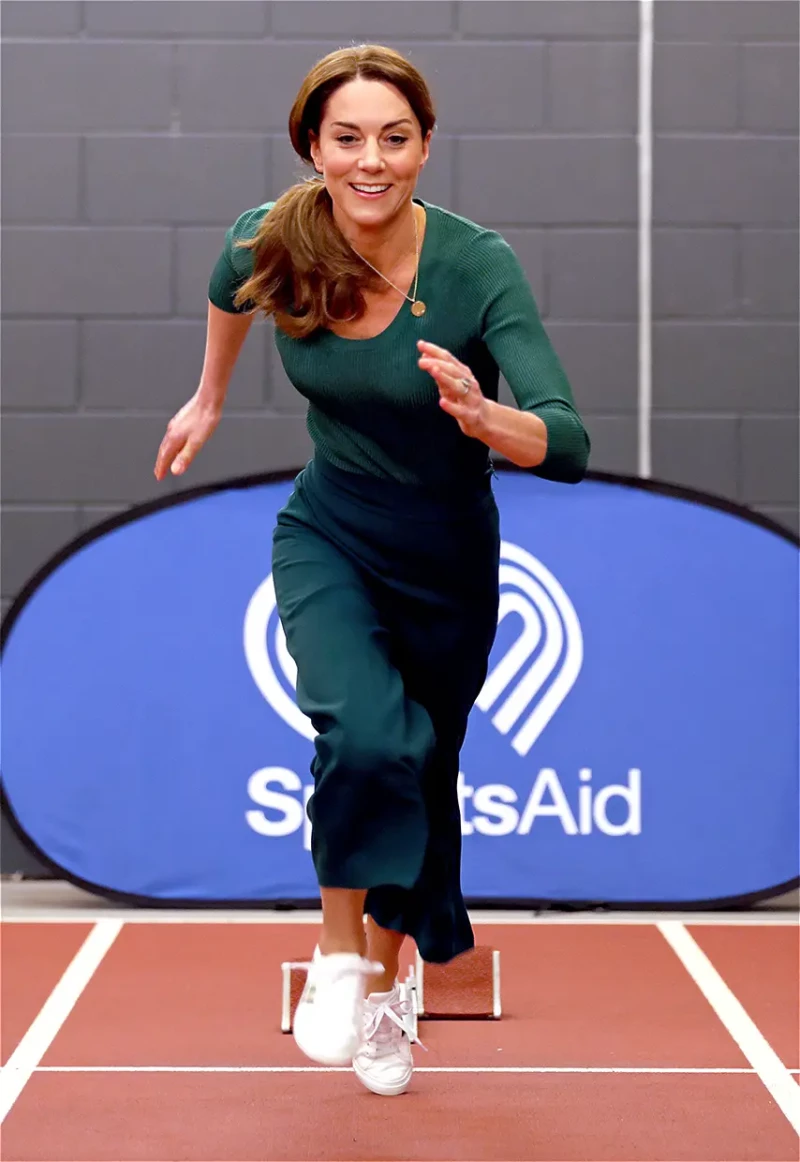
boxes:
[293,1022,361,1066]
[352,1059,412,1097]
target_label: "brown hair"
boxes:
[233,45,436,339]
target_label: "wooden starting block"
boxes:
[280,945,501,1034]
[412,945,502,1019]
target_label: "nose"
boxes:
[358,138,385,172]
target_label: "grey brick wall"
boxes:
[1,0,798,871]
[652,0,799,533]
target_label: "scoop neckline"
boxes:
[321,198,437,347]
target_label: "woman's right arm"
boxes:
[153,304,254,480]
[195,302,254,413]
[154,204,269,482]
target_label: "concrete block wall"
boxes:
[1,2,797,875]
[3,0,798,618]
[651,0,799,531]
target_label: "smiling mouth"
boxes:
[350,184,392,197]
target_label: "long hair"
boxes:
[233,45,436,339]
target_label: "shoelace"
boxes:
[363,994,427,1052]
[286,957,427,1050]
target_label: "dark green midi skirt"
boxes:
[271,455,500,963]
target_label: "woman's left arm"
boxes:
[418,232,591,484]
[417,339,551,469]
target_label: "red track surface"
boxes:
[1,923,92,1065]
[2,919,798,1161]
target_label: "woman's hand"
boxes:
[154,395,222,481]
[417,338,551,469]
[417,340,488,439]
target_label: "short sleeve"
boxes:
[208,202,273,314]
[464,231,591,483]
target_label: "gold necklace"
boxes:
[349,205,426,317]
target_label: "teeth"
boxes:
[352,184,390,193]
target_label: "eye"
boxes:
[336,135,357,145]
[387,135,409,146]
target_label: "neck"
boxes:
[335,200,418,270]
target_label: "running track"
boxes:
[1,910,798,1161]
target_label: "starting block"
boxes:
[281,945,501,1034]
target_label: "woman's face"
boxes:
[309,77,431,235]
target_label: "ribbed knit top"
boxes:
[208,198,590,491]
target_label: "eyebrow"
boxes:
[330,119,414,131]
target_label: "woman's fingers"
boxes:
[418,340,469,374]
[417,340,475,396]
[419,356,474,399]
[154,399,221,481]
[416,341,486,437]
[154,432,185,480]
[417,339,467,372]
[172,438,201,475]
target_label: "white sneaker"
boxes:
[292,948,383,1066]
[352,984,425,1096]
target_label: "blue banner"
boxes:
[2,469,798,905]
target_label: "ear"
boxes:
[420,131,432,169]
[308,131,323,175]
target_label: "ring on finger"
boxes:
[459,377,472,396]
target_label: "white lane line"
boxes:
[0,920,122,1122]
[33,1065,764,1075]
[659,920,800,1135]
[3,913,798,926]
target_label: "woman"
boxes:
[154,44,589,1096]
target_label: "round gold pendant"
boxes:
[411,300,427,317]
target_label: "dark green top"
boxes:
[209,199,590,490]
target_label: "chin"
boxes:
[343,201,395,223]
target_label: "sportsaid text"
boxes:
[245,767,642,850]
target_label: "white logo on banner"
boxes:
[475,541,583,756]
[243,541,582,753]
[243,573,315,741]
